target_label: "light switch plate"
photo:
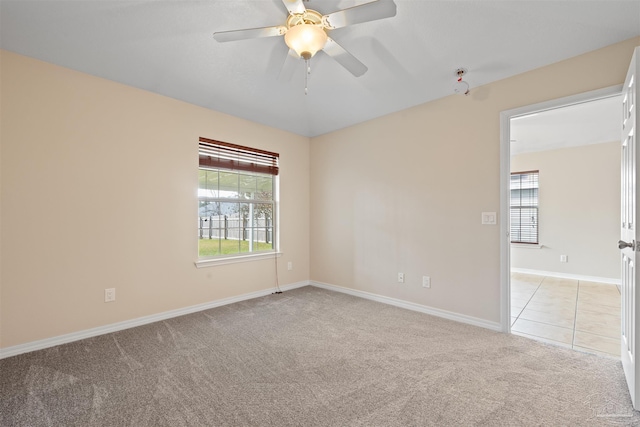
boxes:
[481,212,497,225]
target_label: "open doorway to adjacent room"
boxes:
[506,92,622,357]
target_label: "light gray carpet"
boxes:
[1,286,639,426]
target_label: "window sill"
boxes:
[195,251,282,268]
[511,243,543,249]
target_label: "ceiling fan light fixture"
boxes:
[284,23,327,60]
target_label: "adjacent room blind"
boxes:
[198,137,279,176]
[510,171,539,244]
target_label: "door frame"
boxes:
[499,85,623,333]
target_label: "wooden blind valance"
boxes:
[199,137,279,176]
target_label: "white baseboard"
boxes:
[0,281,310,360]
[1,279,504,359]
[310,281,502,332]
[511,268,620,285]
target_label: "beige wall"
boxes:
[310,38,639,323]
[2,37,639,349]
[0,50,310,349]
[511,142,620,280]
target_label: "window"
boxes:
[198,137,278,259]
[510,171,539,244]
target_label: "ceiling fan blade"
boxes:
[281,0,306,15]
[323,0,396,29]
[213,26,286,43]
[278,49,301,82]
[322,38,368,77]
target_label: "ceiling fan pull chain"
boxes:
[304,58,310,95]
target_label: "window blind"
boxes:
[510,171,539,244]
[199,137,279,176]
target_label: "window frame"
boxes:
[195,138,279,267]
[510,170,539,245]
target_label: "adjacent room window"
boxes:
[198,137,278,258]
[510,170,539,244]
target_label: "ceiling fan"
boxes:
[213,0,397,78]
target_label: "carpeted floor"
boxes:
[1,286,639,426]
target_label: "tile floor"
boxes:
[511,272,621,358]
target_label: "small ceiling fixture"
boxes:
[454,68,470,96]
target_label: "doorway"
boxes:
[499,86,623,358]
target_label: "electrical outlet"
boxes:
[560,255,568,263]
[422,276,431,288]
[104,288,116,302]
[398,273,405,283]
[287,261,293,271]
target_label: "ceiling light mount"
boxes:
[454,67,470,96]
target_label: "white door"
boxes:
[621,46,640,410]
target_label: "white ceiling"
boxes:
[1,0,639,137]
[510,95,622,155]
